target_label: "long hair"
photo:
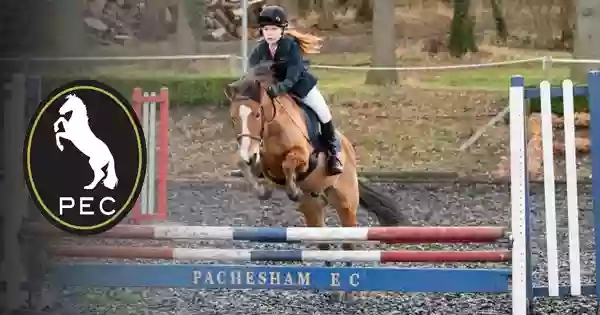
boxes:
[284,29,323,55]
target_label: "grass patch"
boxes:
[43,70,236,107]
[416,64,572,91]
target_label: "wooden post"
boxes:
[2,73,28,311]
[572,0,600,80]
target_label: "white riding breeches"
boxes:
[301,86,332,123]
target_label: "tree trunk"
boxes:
[448,0,478,58]
[571,0,600,81]
[139,0,168,41]
[298,0,313,16]
[559,0,575,51]
[281,0,299,17]
[355,0,373,23]
[182,0,206,39]
[52,0,86,56]
[175,0,196,54]
[365,0,397,85]
[490,0,508,42]
[316,0,336,30]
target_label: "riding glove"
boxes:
[267,83,286,98]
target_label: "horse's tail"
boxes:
[358,180,410,226]
[103,157,118,189]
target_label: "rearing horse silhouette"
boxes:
[226,62,410,300]
[53,94,118,190]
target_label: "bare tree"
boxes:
[448,0,477,58]
[139,0,168,40]
[559,0,575,50]
[365,0,397,85]
[53,0,86,56]
[355,0,373,23]
[490,0,508,42]
[175,0,196,53]
[281,0,299,17]
[316,0,336,30]
[571,0,600,80]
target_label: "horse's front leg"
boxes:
[237,159,272,200]
[54,117,69,151]
[282,149,307,201]
[53,117,67,132]
[55,131,73,152]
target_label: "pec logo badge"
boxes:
[24,80,147,235]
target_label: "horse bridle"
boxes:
[234,87,310,148]
[234,90,277,146]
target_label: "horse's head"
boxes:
[59,94,86,116]
[224,62,277,165]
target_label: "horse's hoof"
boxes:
[257,186,273,200]
[286,189,301,202]
[326,292,346,303]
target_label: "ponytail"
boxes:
[284,29,323,55]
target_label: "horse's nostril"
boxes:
[247,153,258,165]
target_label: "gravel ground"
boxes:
[37,180,597,315]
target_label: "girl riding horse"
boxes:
[248,5,343,176]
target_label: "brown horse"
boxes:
[226,62,408,227]
[225,62,409,291]
[225,61,410,221]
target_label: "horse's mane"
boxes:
[63,93,88,116]
[228,61,276,101]
[245,61,276,83]
[65,94,82,102]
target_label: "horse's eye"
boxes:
[254,112,260,118]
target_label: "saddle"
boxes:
[288,95,340,153]
[258,95,339,184]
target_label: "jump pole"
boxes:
[51,245,512,263]
[26,223,509,243]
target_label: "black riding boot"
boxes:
[321,121,343,175]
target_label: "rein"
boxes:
[235,89,311,146]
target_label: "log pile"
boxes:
[204,0,265,40]
[493,112,591,180]
[84,0,144,44]
[83,0,265,44]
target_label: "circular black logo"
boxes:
[24,80,147,235]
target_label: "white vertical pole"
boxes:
[562,79,582,295]
[509,75,528,314]
[539,80,560,296]
[148,92,157,217]
[140,92,150,216]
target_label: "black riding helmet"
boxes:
[258,5,288,28]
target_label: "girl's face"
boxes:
[262,25,283,44]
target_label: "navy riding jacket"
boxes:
[248,35,318,98]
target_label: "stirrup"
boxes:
[327,152,343,167]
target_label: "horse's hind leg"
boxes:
[84,158,106,190]
[297,196,331,264]
[282,150,306,201]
